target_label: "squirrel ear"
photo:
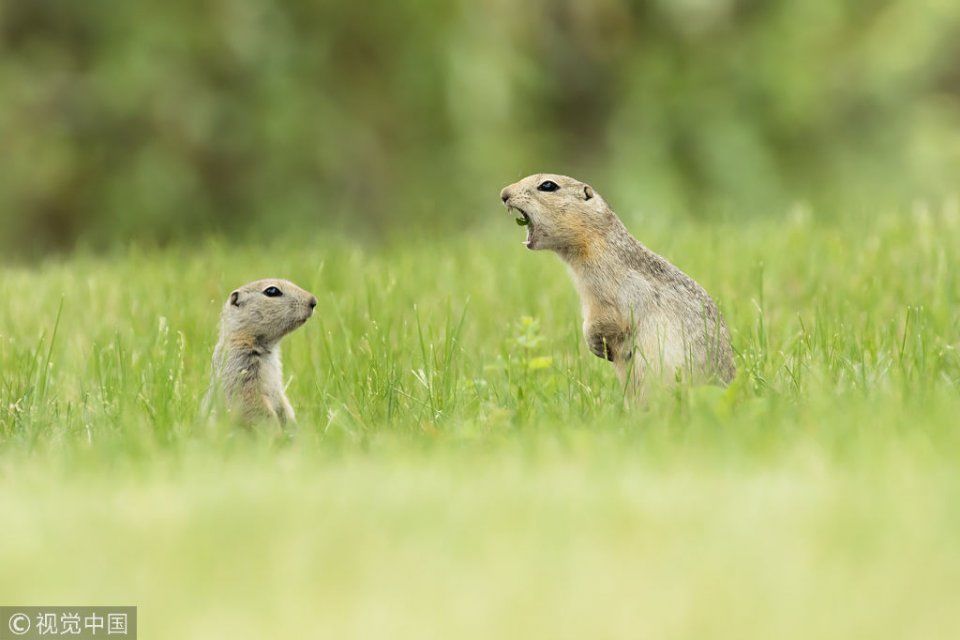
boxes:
[583,185,594,201]
[229,291,241,307]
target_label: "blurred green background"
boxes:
[1,0,959,254]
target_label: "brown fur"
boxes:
[500,173,735,393]
[204,278,317,426]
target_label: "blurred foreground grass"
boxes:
[2,207,960,638]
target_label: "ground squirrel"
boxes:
[205,278,317,425]
[500,173,735,392]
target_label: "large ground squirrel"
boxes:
[206,278,317,425]
[500,173,735,390]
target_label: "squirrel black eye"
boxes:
[262,286,283,297]
[537,180,559,192]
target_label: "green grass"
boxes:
[2,207,960,638]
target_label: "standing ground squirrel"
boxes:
[500,173,735,393]
[205,278,317,425]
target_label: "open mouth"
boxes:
[507,206,535,248]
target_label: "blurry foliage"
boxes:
[1,0,959,254]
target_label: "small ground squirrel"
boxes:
[205,278,317,425]
[500,173,735,392]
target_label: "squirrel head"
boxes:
[499,173,614,255]
[221,278,317,348]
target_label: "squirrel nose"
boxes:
[500,188,511,203]
[309,297,317,309]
